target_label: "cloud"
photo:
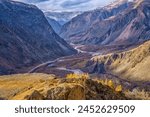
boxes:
[13,0,116,12]
[61,0,91,8]
[15,0,49,3]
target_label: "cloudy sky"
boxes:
[14,0,116,12]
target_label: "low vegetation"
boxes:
[0,73,127,100]
[66,73,89,79]
[125,89,150,100]
[66,73,123,93]
[0,73,149,100]
[96,79,123,93]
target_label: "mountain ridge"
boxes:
[60,0,150,45]
[92,40,150,81]
[0,0,77,75]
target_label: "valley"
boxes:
[27,41,150,95]
[0,0,150,100]
[28,48,91,77]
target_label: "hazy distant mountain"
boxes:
[60,0,150,45]
[46,17,62,34]
[0,0,77,75]
[44,11,81,25]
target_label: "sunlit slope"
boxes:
[0,73,55,100]
[92,40,150,81]
[0,73,127,100]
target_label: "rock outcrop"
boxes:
[25,90,45,100]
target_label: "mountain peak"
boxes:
[103,0,129,10]
[0,0,37,9]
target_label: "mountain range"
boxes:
[44,11,82,34]
[44,11,81,25]
[60,0,150,45]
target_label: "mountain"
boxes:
[0,0,77,75]
[60,0,150,45]
[0,73,127,100]
[46,17,62,34]
[92,40,150,81]
[44,11,81,25]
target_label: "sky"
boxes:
[14,0,117,12]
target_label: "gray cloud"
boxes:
[13,0,116,12]
[28,0,49,3]
[15,0,48,3]
[61,0,91,8]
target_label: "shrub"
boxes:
[97,79,123,92]
[108,80,115,89]
[66,73,89,79]
[115,85,122,92]
[125,89,150,100]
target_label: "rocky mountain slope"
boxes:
[60,0,150,45]
[0,73,127,100]
[92,40,150,81]
[0,0,76,75]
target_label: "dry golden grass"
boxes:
[0,73,55,100]
[92,41,150,81]
[125,89,150,100]
[0,73,127,100]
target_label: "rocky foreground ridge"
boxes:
[0,73,127,100]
